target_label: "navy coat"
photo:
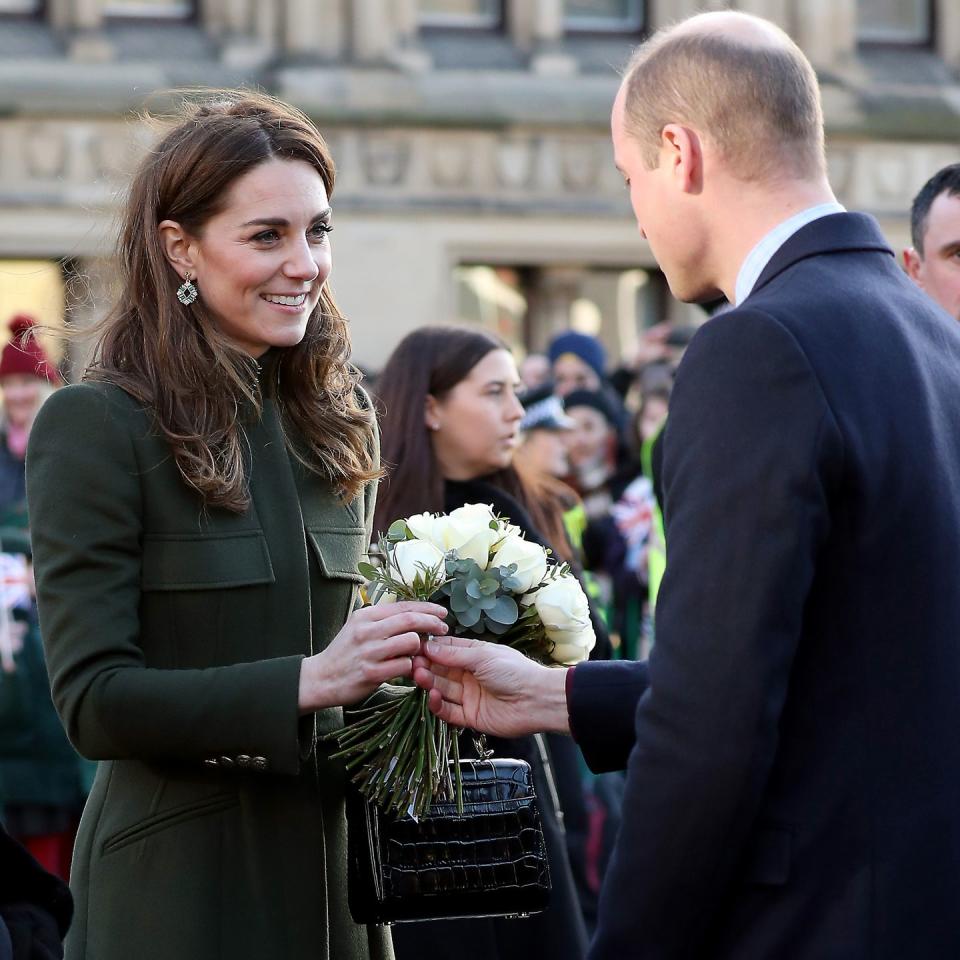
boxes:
[568,213,960,959]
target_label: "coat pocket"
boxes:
[141,531,275,591]
[306,527,366,583]
[101,791,239,855]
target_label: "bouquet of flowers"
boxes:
[325,503,596,819]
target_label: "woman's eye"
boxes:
[310,223,334,241]
[252,230,279,243]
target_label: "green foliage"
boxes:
[433,558,527,637]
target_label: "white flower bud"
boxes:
[491,534,549,593]
[392,540,445,590]
[531,575,596,665]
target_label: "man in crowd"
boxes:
[904,162,960,319]
[419,10,960,959]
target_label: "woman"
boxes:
[0,315,59,527]
[0,315,89,882]
[373,326,590,960]
[26,92,448,960]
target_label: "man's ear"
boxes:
[661,123,702,195]
[158,219,197,279]
[903,247,924,284]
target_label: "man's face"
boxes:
[611,85,712,303]
[904,191,960,320]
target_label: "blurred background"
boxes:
[0,0,959,372]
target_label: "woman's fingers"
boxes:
[367,611,449,642]
[361,601,449,622]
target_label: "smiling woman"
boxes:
[25,91,449,960]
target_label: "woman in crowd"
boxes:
[26,91,448,960]
[0,317,90,882]
[373,325,595,960]
[0,315,59,527]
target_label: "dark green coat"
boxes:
[26,377,393,960]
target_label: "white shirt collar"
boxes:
[734,202,846,305]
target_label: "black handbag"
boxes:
[347,757,552,925]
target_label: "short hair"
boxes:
[622,17,825,182]
[910,164,960,257]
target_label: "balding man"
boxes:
[419,11,960,959]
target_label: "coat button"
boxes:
[219,756,235,769]
[204,758,219,768]
[236,754,252,768]
[252,756,268,772]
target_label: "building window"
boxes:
[564,0,644,33]
[418,0,501,29]
[0,0,42,13]
[857,0,932,45]
[104,0,193,18]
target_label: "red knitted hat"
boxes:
[0,315,61,385]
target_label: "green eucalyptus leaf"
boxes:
[387,519,410,542]
[486,595,519,625]
[357,561,379,580]
[501,575,522,593]
[479,578,500,595]
[459,606,483,629]
[483,617,511,635]
[466,579,484,600]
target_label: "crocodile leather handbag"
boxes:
[347,757,552,925]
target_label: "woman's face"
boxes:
[166,158,333,358]
[427,349,524,481]
[517,429,569,479]
[1,374,44,429]
[566,405,613,469]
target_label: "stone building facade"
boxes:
[1,0,959,371]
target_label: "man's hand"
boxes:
[413,636,571,737]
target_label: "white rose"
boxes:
[392,539,446,590]
[532,576,596,665]
[405,512,445,550]
[440,503,501,569]
[491,534,549,593]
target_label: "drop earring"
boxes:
[176,273,199,306]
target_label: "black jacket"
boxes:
[0,825,71,960]
[569,213,960,959]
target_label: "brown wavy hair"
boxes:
[373,325,569,558]
[85,90,379,511]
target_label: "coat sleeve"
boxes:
[589,310,843,959]
[26,383,307,775]
[567,659,649,773]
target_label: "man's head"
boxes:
[904,164,960,320]
[612,11,827,302]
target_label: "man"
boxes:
[418,11,960,959]
[904,162,960,319]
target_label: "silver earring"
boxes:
[430,422,440,431]
[176,274,199,306]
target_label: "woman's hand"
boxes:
[298,601,449,712]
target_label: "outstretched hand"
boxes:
[413,636,571,738]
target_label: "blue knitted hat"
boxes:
[547,331,606,380]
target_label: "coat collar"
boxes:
[749,212,894,299]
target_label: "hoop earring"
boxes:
[176,273,199,306]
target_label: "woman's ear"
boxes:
[158,219,197,278]
[424,394,442,432]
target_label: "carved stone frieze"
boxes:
[0,116,956,227]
